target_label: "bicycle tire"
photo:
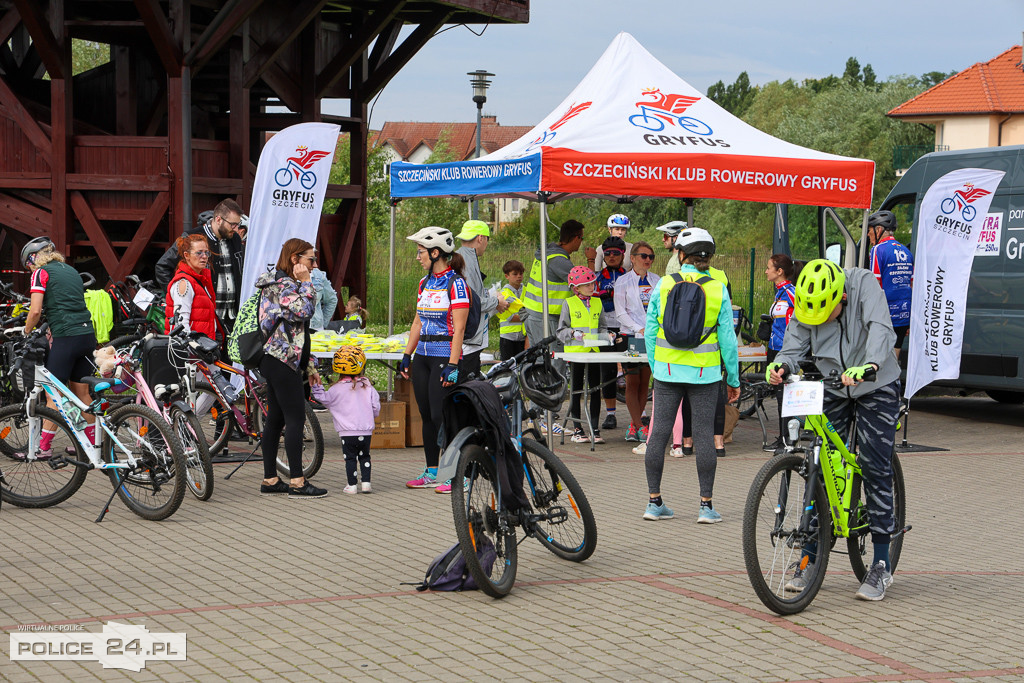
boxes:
[105,334,143,352]
[743,454,832,615]
[194,380,233,454]
[847,451,906,581]
[264,401,324,480]
[0,404,88,508]
[521,438,597,562]
[103,403,187,521]
[171,406,214,501]
[451,443,518,598]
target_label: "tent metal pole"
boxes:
[540,197,550,336]
[857,208,870,268]
[388,201,397,337]
[686,198,694,228]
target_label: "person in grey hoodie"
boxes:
[767,259,901,603]
[455,219,505,378]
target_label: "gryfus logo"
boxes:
[629,88,711,135]
[274,145,331,189]
[940,182,991,222]
[524,101,592,153]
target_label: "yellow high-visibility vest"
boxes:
[563,295,602,353]
[523,253,571,315]
[496,285,525,336]
[653,272,725,368]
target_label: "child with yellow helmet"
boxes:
[311,346,380,494]
[766,258,902,603]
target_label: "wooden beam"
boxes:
[0,192,50,238]
[362,12,451,100]
[133,0,183,75]
[0,9,21,46]
[10,0,63,79]
[0,77,52,165]
[113,192,168,281]
[0,173,51,190]
[229,42,250,184]
[192,177,245,194]
[242,0,328,88]
[114,46,137,135]
[186,0,263,73]
[49,0,72,255]
[67,174,170,191]
[258,61,301,113]
[324,184,361,199]
[369,19,402,72]
[70,192,121,277]
[315,0,407,98]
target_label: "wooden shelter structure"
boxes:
[0,0,528,299]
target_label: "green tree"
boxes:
[707,71,757,117]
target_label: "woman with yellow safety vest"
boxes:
[556,266,618,445]
[642,228,740,524]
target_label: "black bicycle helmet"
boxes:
[867,210,897,232]
[20,237,55,268]
[520,359,567,411]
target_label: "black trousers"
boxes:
[499,337,526,362]
[259,356,307,479]
[411,354,452,468]
[569,362,602,431]
[340,435,372,485]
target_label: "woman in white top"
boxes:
[612,241,659,441]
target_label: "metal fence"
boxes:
[359,241,779,335]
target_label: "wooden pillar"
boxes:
[229,40,251,209]
[167,0,190,234]
[114,46,137,135]
[346,47,368,302]
[300,20,320,122]
[49,0,72,256]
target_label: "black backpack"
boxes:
[411,539,497,592]
[662,273,716,349]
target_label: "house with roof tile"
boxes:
[888,44,1024,174]
[378,117,534,225]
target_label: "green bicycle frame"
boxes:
[802,413,861,538]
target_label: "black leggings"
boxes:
[340,435,372,485]
[599,332,624,400]
[411,354,452,468]
[46,331,97,385]
[259,355,307,479]
[569,362,602,431]
[766,348,785,436]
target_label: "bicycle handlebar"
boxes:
[484,335,557,379]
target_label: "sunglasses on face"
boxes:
[604,249,624,256]
[636,253,655,260]
[191,250,211,257]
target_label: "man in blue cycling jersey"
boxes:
[867,210,913,355]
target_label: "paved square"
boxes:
[2,395,1022,681]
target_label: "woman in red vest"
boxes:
[165,234,221,340]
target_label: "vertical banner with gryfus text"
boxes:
[239,122,340,306]
[904,168,1004,399]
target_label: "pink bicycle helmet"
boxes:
[568,266,598,288]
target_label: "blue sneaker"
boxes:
[697,505,722,524]
[643,502,675,520]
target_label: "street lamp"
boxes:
[468,69,494,220]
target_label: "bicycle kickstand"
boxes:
[224,442,261,480]
[96,477,128,523]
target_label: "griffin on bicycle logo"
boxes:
[274,145,331,189]
[630,88,711,135]
[940,182,991,222]
[523,101,592,154]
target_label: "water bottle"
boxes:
[61,396,87,431]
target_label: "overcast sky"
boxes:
[327,0,1024,129]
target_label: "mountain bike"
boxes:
[742,369,911,614]
[0,325,187,521]
[438,336,597,598]
[165,327,323,479]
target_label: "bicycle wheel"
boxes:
[105,334,142,352]
[521,438,597,562]
[0,404,88,508]
[450,444,518,598]
[194,380,233,454]
[269,401,324,480]
[743,454,832,615]
[848,451,906,581]
[171,406,214,501]
[102,404,186,521]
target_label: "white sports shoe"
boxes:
[632,442,647,455]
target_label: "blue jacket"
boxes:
[869,236,913,327]
[309,268,339,330]
[768,281,795,351]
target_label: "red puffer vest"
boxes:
[165,264,219,338]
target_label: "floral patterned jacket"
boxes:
[255,269,316,374]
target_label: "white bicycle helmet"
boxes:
[674,227,716,257]
[655,221,687,238]
[607,213,630,230]
[20,237,55,268]
[406,226,455,254]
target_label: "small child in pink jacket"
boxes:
[312,347,380,494]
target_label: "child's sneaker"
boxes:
[342,484,358,495]
[406,469,438,488]
[570,429,589,443]
[669,445,684,458]
[360,482,372,493]
[592,431,605,445]
[624,424,639,442]
[631,441,647,455]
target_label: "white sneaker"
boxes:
[669,446,684,458]
[342,484,358,495]
[570,430,589,443]
[632,441,647,455]
[360,482,372,493]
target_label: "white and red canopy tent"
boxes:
[387,32,876,334]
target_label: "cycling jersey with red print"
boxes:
[416,268,469,358]
[870,236,913,326]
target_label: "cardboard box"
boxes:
[392,377,423,447]
[372,401,406,449]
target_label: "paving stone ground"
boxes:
[1,394,1022,681]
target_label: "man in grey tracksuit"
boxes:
[769,262,902,602]
[456,220,504,378]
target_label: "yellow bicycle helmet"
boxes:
[333,346,367,376]
[793,259,845,325]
